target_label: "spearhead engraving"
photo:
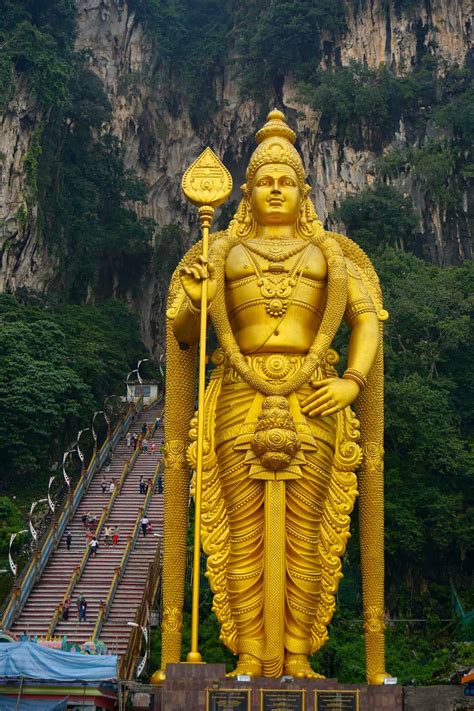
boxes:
[182,146,232,209]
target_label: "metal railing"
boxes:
[47,424,145,638]
[0,396,144,631]
[119,537,162,680]
[91,463,161,641]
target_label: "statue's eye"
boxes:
[283,179,295,186]
[258,178,270,186]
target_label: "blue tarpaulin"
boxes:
[0,641,118,682]
[0,698,68,710]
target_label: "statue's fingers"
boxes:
[306,393,337,416]
[319,405,339,417]
[308,403,333,417]
[189,266,204,281]
[301,386,328,407]
[301,389,330,409]
[196,264,208,279]
[208,262,216,276]
[302,401,328,417]
[313,378,335,388]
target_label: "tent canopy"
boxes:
[0,641,118,682]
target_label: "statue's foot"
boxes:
[368,671,391,685]
[284,654,325,679]
[226,653,262,678]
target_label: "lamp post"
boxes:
[48,476,56,513]
[9,530,28,579]
[62,450,74,489]
[29,499,48,544]
[127,621,149,677]
[76,428,90,470]
[104,396,114,438]
[126,358,150,402]
[137,358,149,384]
[92,411,105,453]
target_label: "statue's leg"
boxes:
[284,404,336,678]
[216,385,265,676]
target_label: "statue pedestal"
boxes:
[155,664,403,711]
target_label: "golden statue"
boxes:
[158,110,389,683]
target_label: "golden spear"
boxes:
[181,148,232,662]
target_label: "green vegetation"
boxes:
[234,0,345,97]
[129,0,346,121]
[299,62,407,147]
[336,183,419,252]
[0,0,76,110]
[33,63,154,301]
[338,186,474,621]
[0,294,154,592]
[0,295,148,495]
[1,1,155,302]
[130,0,233,125]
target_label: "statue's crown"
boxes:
[245,110,306,191]
[255,109,297,146]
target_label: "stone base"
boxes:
[155,663,403,711]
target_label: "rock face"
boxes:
[0,0,472,355]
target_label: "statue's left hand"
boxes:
[300,378,360,417]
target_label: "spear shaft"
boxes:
[187,206,213,663]
[181,149,232,663]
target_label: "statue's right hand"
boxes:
[179,256,217,310]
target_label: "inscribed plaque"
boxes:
[260,688,304,710]
[315,689,359,711]
[206,688,250,711]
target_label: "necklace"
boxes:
[245,240,307,263]
[243,244,309,318]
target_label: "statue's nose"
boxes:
[271,184,281,194]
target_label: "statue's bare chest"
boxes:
[225,241,327,288]
[223,241,328,352]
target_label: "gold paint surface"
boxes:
[182,146,232,209]
[158,110,388,683]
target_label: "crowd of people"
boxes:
[125,426,157,455]
[59,413,164,624]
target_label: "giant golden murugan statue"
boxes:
[159,110,388,682]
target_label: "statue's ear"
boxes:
[304,183,312,196]
[240,182,249,197]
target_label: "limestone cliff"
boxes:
[0,0,472,355]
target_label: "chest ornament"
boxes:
[243,242,309,318]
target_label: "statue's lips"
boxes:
[267,199,285,206]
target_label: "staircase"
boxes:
[9,405,164,655]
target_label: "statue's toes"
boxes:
[226,660,262,678]
[285,662,325,679]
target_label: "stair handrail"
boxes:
[46,438,144,638]
[46,496,113,637]
[119,536,162,680]
[0,396,145,630]
[91,464,160,641]
[47,400,154,637]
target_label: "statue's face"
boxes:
[250,163,301,226]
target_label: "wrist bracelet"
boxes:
[343,368,367,390]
